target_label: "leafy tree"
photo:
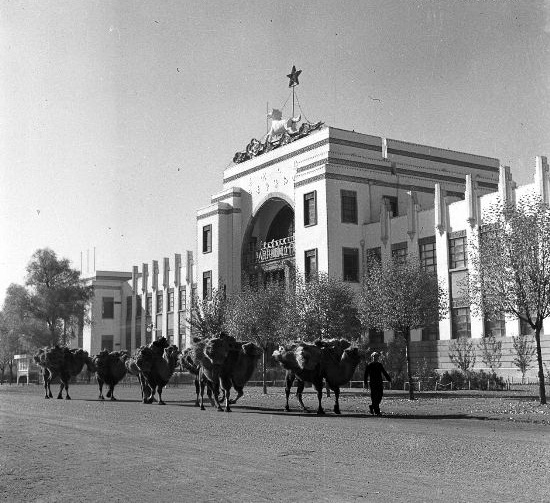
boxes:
[0,312,20,383]
[478,331,502,373]
[359,259,447,399]
[225,282,289,393]
[448,337,476,374]
[291,273,362,342]
[25,248,93,346]
[469,197,550,404]
[512,333,536,383]
[187,288,229,339]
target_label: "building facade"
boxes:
[195,124,550,375]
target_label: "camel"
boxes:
[34,346,95,400]
[272,342,325,414]
[136,338,180,405]
[220,341,262,408]
[273,339,362,414]
[178,348,215,407]
[191,332,239,411]
[93,350,128,401]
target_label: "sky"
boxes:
[1,0,549,304]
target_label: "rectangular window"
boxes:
[391,242,407,264]
[168,290,174,312]
[449,233,467,269]
[451,307,471,339]
[203,271,212,301]
[101,335,114,352]
[419,237,437,274]
[156,291,163,314]
[202,224,212,253]
[178,287,186,311]
[342,248,359,282]
[126,296,132,320]
[304,249,318,281]
[422,322,440,341]
[304,191,317,227]
[102,297,114,319]
[383,196,398,217]
[136,295,142,318]
[369,328,384,345]
[146,295,152,317]
[484,313,506,337]
[520,318,534,336]
[341,190,358,224]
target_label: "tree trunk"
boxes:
[8,363,14,385]
[404,328,415,400]
[262,348,267,395]
[534,327,547,405]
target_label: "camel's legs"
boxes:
[284,372,295,411]
[193,377,200,406]
[64,379,71,400]
[228,386,244,405]
[332,386,341,414]
[43,377,50,399]
[314,381,325,415]
[295,378,310,412]
[157,385,166,405]
[57,382,64,399]
[199,375,207,410]
[98,378,105,400]
[220,376,232,412]
[108,385,116,401]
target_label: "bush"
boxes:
[439,370,506,391]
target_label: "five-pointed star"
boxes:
[287,65,302,87]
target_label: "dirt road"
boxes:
[1,385,549,502]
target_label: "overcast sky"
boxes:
[1,0,549,303]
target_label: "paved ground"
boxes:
[1,384,549,503]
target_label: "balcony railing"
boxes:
[254,235,295,264]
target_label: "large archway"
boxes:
[242,197,295,288]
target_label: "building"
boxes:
[80,253,195,356]
[195,121,550,375]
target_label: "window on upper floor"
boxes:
[449,233,467,269]
[156,291,163,314]
[168,290,174,312]
[304,249,318,282]
[304,191,317,227]
[391,242,408,264]
[102,297,114,319]
[383,196,398,217]
[178,287,186,311]
[341,190,358,224]
[419,237,437,274]
[343,247,359,282]
[202,224,212,253]
[203,271,212,301]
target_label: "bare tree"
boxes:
[478,332,502,373]
[512,333,536,383]
[359,259,447,399]
[187,288,229,339]
[469,197,550,404]
[448,337,476,374]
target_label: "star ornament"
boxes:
[287,65,302,87]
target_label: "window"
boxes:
[449,232,467,269]
[369,328,384,345]
[203,271,212,300]
[102,297,114,319]
[156,291,163,314]
[168,290,174,312]
[451,307,471,339]
[126,296,132,320]
[101,335,114,352]
[520,318,534,336]
[419,237,437,274]
[422,322,439,341]
[304,191,317,227]
[484,313,506,337]
[391,242,407,264]
[146,295,152,317]
[341,190,358,224]
[365,247,382,271]
[343,248,359,282]
[136,295,142,318]
[178,287,186,311]
[304,249,318,281]
[383,196,398,217]
[202,224,212,253]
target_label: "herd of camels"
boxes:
[33,334,363,415]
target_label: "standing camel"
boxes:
[93,350,129,401]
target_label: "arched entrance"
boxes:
[242,198,295,288]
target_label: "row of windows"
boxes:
[108,288,188,320]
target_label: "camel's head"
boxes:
[295,343,321,371]
[343,346,361,366]
[164,345,181,366]
[151,337,170,351]
[241,342,262,359]
[204,337,231,365]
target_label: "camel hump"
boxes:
[295,343,321,370]
[242,342,261,358]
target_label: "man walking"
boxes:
[364,352,391,416]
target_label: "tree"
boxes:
[25,248,93,346]
[359,259,447,399]
[0,312,20,383]
[187,288,229,339]
[225,282,289,393]
[291,273,362,342]
[512,333,536,383]
[478,331,502,373]
[448,337,476,374]
[469,197,550,404]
